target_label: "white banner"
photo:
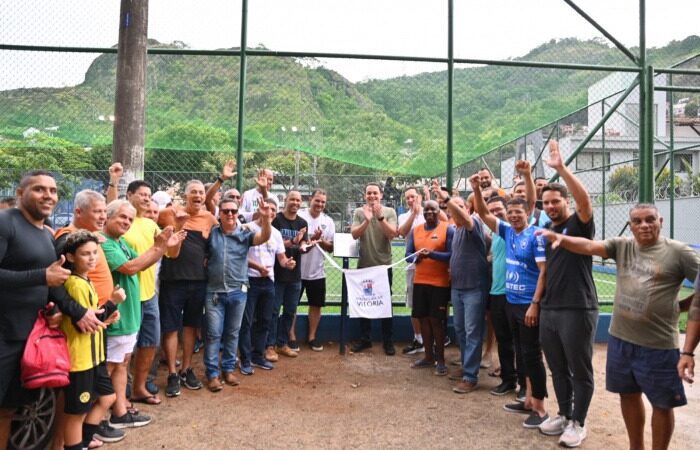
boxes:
[345,265,393,319]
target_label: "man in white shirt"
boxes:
[240,168,279,223]
[296,189,335,351]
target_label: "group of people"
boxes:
[1,138,699,450]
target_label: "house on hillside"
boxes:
[22,127,40,139]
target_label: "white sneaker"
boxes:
[559,420,587,448]
[539,414,567,436]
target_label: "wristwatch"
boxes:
[531,299,541,305]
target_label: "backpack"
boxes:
[20,310,71,389]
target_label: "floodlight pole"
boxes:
[446,0,454,190]
[638,0,654,203]
[236,0,249,192]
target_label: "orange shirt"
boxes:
[412,221,450,288]
[55,225,114,305]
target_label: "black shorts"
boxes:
[64,362,114,415]
[159,280,207,333]
[301,278,326,307]
[411,284,450,320]
[0,339,39,409]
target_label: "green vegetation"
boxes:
[1,36,699,178]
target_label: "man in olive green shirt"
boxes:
[350,182,398,355]
[538,203,700,450]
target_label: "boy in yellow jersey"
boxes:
[61,231,125,450]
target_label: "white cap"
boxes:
[151,191,172,210]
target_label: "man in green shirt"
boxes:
[538,203,699,450]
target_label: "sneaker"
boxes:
[402,339,424,355]
[452,380,478,394]
[383,342,396,356]
[503,402,532,414]
[207,377,223,392]
[146,379,159,395]
[165,373,181,397]
[434,364,448,376]
[516,386,527,403]
[308,338,324,352]
[288,340,301,352]
[490,382,517,396]
[239,364,255,376]
[109,411,152,429]
[193,337,204,353]
[276,345,298,358]
[94,420,125,443]
[523,412,549,429]
[559,420,587,448]
[444,335,452,347]
[447,369,463,381]
[265,346,279,362]
[179,368,203,390]
[252,359,274,370]
[351,340,372,353]
[539,414,568,436]
[223,371,240,386]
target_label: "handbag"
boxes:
[20,309,71,389]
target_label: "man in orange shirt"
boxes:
[405,200,454,375]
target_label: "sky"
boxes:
[0,0,699,90]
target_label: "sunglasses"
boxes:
[220,209,239,215]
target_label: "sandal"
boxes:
[131,395,162,406]
[410,359,434,369]
[88,437,104,449]
[488,367,501,378]
[434,364,448,376]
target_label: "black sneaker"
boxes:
[166,373,181,397]
[490,382,517,396]
[308,338,324,352]
[351,340,372,353]
[383,342,396,356]
[503,402,533,414]
[516,386,527,403]
[288,340,301,352]
[94,420,126,443]
[402,339,424,355]
[109,412,152,429]
[179,368,203,390]
[522,412,549,429]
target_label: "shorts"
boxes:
[606,335,687,409]
[159,280,207,334]
[0,339,39,409]
[106,333,138,363]
[64,363,114,415]
[137,295,160,348]
[405,267,415,308]
[411,284,450,320]
[301,278,326,307]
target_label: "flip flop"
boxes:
[88,437,104,449]
[488,367,501,378]
[411,359,435,369]
[131,395,162,406]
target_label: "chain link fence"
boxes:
[2,2,700,309]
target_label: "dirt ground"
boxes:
[111,340,700,450]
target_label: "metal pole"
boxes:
[236,0,248,192]
[446,0,454,190]
[668,73,675,238]
[637,0,654,203]
[339,257,349,355]
[601,101,606,239]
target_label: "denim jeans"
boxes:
[240,277,275,365]
[204,289,247,379]
[268,280,302,348]
[452,287,487,383]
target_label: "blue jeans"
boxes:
[452,287,486,383]
[204,289,247,379]
[267,280,302,348]
[240,277,275,365]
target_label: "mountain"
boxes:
[1,36,699,176]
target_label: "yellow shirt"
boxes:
[123,216,160,301]
[62,275,105,372]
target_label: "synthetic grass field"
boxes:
[298,243,692,331]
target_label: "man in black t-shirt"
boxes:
[268,191,308,358]
[536,141,598,448]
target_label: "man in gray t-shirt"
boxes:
[350,182,398,355]
[538,203,700,450]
